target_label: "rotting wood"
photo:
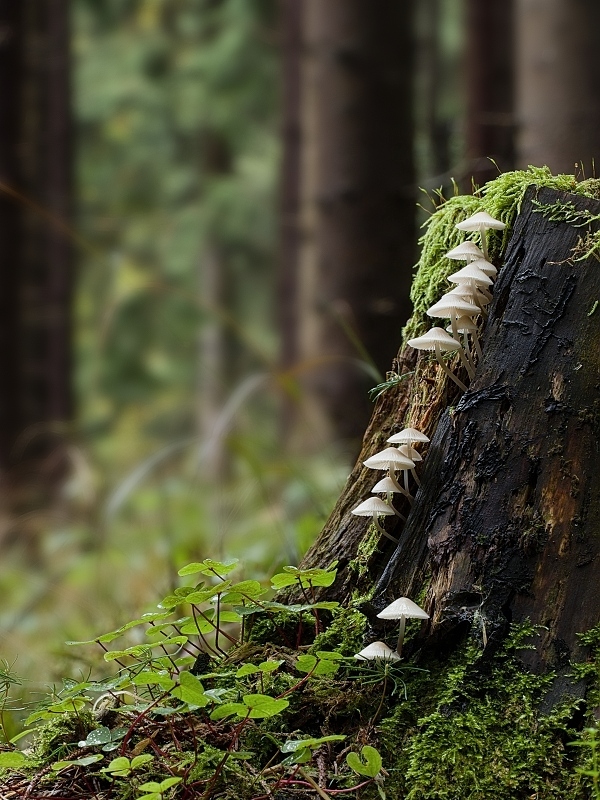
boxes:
[372,186,600,680]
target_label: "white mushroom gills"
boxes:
[455,211,506,261]
[354,641,401,661]
[363,447,416,501]
[376,597,430,656]
[371,477,406,520]
[351,497,398,543]
[407,328,469,392]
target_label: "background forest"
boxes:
[1,0,600,732]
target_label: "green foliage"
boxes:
[347,745,383,778]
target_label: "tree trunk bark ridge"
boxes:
[301,186,600,681]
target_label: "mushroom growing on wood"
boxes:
[371,477,406,520]
[351,497,398,543]
[445,241,485,262]
[407,327,469,392]
[376,597,429,656]
[363,447,415,500]
[455,211,506,260]
[354,641,401,661]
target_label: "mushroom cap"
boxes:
[456,211,506,232]
[407,327,462,352]
[386,427,430,445]
[448,265,493,287]
[363,447,415,471]
[354,641,401,661]
[371,476,402,494]
[446,315,479,334]
[376,597,430,620]
[352,497,395,517]
[468,258,497,278]
[427,295,482,319]
[445,242,485,261]
[446,285,490,308]
[398,444,422,462]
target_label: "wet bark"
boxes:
[297,186,600,692]
[373,186,600,677]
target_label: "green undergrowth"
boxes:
[405,165,600,343]
[1,560,600,799]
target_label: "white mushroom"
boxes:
[407,328,469,392]
[371,477,406,520]
[351,497,398,543]
[446,315,483,362]
[455,211,506,261]
[426,297,480,378]
[376,597,430,656]
[468,257,497,279]
[354,641,401,661]
[363,447,415,501]
[386,429,429,488]
[445,241,485,262]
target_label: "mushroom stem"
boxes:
[471,329,483,361]
[461,331,476,372]
[372,514,399,544]
[396,616,407,656]
[402,469,414,504]
[387,493,406,521]
[480,230,489,261]
[388,468,411,499]
[434,343,468,392]
[450,315,475,378]
[410,467,421,488]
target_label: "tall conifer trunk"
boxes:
[516,0,600,172]
[0,0,73,526]
[293,0,416,449]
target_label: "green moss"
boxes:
[404,166,599,343]
[32,711,96,765]
[347,524,382,584]
[310,606,367,657]
[377,624,588,800]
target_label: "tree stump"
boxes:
[372,186,600,681]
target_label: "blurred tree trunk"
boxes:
[286,0,416,451]
[465,0,516,186]
[0,0,73,532]
[516,0,600,173]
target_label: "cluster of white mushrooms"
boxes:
[354,597,429,661]
[351,426,430,544]
[407,211,506,392]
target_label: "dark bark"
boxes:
[297,0,416,445]
[465,0,516,185]
[373,187,600,677]
[0,0,72,507]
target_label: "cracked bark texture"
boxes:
[297,186,600,696]
[373,186,600,680]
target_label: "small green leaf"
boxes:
[0,751,29,768]
[170,671,209,707]
[52,753,104,771]
[79,726,112,747]
[178,559,238,577]
[236,664,260,678]
[132,672,176,690]
[139,777,182,792]
[242,694,289,719]
[210,702,248,720]
[346,745,383,778]
[295,655,317,674]
[220,580,266,603]
[258,659,284,673]
[131,754,154,770]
